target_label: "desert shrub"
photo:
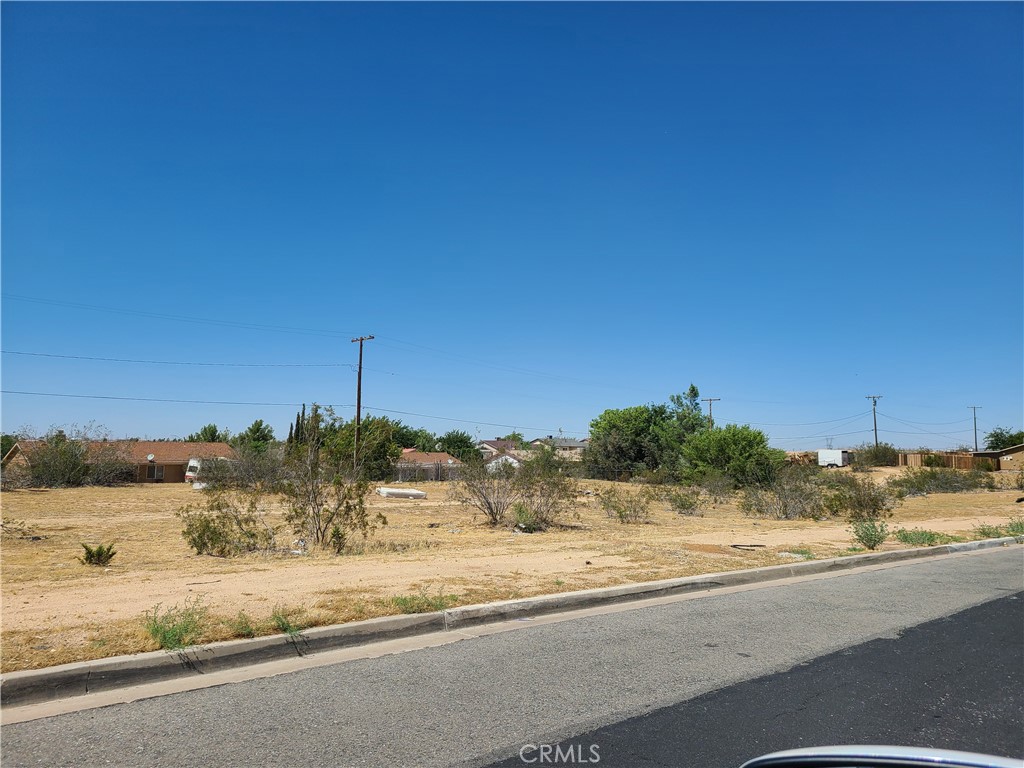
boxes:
[1006,517,1024,536]
[850,442,900,470]
[820,472,898,521]
[973,523,1006,539]
[887,468,995,497]
[599,486,655,524]
[143,597,208,650]
[22,431,89,487]
[515,449,579,530]
[697,469,734,506]
[87,442,135,486]
[10,428,134,488]
[662,486,704,516]
[512,503,545,533]
[921,454,946,468]
[1015,471,1024,492]
[851,520,889,550]
[894,528,952,547]
[178,492,276,557]
[456,449,577,530]
[740,466,823,520]
[972,457,996,472]
[454,460,519,526]
[79,542,117,566]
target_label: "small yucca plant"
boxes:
[79,542,117,566]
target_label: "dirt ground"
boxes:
[1,471,1021,672]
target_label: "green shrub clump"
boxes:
[598,486,655,524]
[851,520,889,550]
[79,542,117,566]
[972,523,1006,539]
[178,493,276,556]
[143,597,208,650]
[741,467,897,522]
[662,486,704,516]
[893,528,955,547]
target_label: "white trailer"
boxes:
[817,450,850,468]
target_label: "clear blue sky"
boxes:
[2,2,1021,451]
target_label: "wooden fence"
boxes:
[898,452,986,470]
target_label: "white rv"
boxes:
[817,450,850,468]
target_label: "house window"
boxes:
[146,465,164,480]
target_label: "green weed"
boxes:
[143,596,208,650]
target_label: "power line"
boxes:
[876,411,975,442]
[1,390,311,407]
[1,293,359,339]
[0,389,590,436]
[736,411,873,428]
[2,350,350,368]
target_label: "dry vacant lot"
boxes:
[2,471,1021,672]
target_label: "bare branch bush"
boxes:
[281,405,385,553]
[454,460,521,526]
[598,486,656,524]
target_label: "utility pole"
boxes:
[351,335,374,470]
[865,395,882,448]
[702,397,721,428]
[968,406,982,452]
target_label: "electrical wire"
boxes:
[1,390,311,407]
[2,351,350,368]
[0,390,589,436]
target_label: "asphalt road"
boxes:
[2,548,1022,768]
[485,591,1024,767]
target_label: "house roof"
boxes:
[396,451,463,465]
[3,440,236,466]
[478,439,519,453]
[972,443,1024,458]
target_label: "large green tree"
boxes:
[583,386,707,480]
[984,426,1024,451]
[392,423,438,453]
[680,424,786,487]
[187,424,230,443]
[438,430,479,463]
[234,419,275,454]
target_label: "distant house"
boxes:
[529,436,587,460]
[972,443,1024,471]
[1,440,237,483]
[485,452,525,472]
[477,439,521,458]
[394,449,463,481]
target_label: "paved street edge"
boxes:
[3,536,1021,709]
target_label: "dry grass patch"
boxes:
[2,480,1020,672]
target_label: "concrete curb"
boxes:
[3,536,1021,708]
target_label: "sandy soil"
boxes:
[1,473,1020,672]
